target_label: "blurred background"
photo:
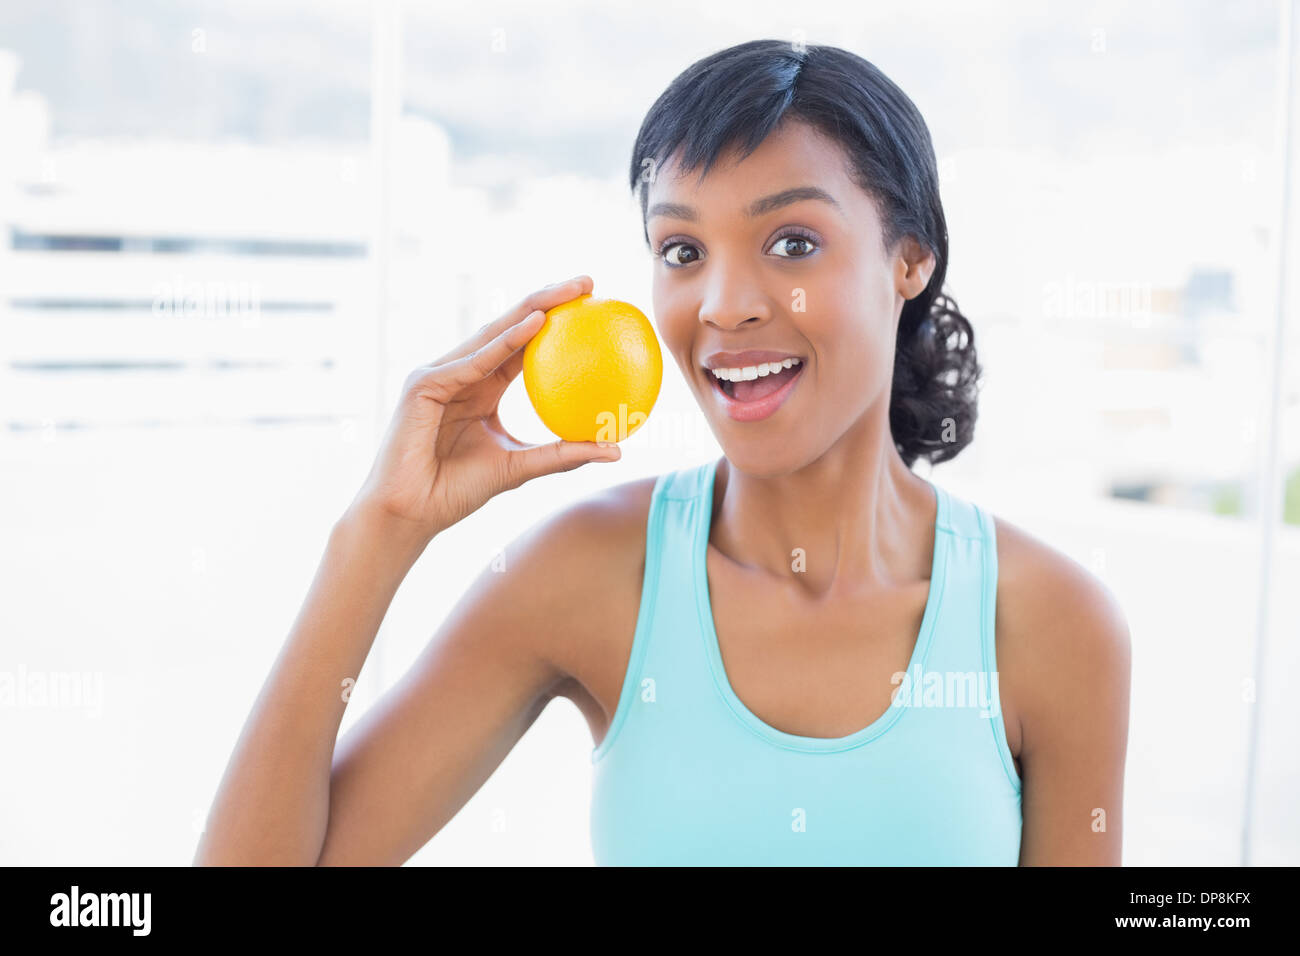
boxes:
[1,0,1296,866]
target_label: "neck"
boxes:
[709,416,936,601]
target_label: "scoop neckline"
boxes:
[693,456,950,754]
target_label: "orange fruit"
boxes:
[523,294,662,443]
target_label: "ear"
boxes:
[893,236,936,301]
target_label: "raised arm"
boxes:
[193,275,620,865]
[313,481,634,865]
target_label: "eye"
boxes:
[656,238,701,268]
[769,227,820,259]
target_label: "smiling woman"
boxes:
[578,38,1130,865]
[196,37,1128,870]
[633,39,981,470]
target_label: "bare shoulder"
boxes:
[511,473,659,606]
[502,473,661,715]
[991,513,1132,753]
[991,512,1132,862]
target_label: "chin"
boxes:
[710,443,807,481]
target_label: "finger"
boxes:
[431,275,593,367]
[422,308,549,402]
[493,345,527,388]
[504,439,621,488]
[467,340,527,410]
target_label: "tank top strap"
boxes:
[589,458,718,764]
[645,458,715,585]
[918,485,993,672]
[937,482,984,539]
[661,456,717,502]
[917,482,1011,749]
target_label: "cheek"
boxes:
[833,260,896,344]
[650,283,695,371]
[809,284,898,387]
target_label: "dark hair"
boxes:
[628,39,980,468]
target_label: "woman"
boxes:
[196,39,1130,866]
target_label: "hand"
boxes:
[347,275,620,543]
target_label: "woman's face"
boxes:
[644,119,933,475]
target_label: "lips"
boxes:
[706,360,805,423]
[702,348,802,370]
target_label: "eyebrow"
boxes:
[647,186,842,223]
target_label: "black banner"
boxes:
[1,865,1283,941]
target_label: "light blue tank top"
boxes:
[589,456,1023,865]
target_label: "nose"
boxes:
[696,263,772,331]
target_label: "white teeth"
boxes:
[710,357,801,381]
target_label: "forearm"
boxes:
[194,503,433,865]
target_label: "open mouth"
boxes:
[709,358,803,402]
[703,357,806,422]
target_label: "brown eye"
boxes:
[770,233,818,258]
[660,242,701,267]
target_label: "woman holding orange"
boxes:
[196,39,1130,866]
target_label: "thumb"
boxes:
[505,439,621,487]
